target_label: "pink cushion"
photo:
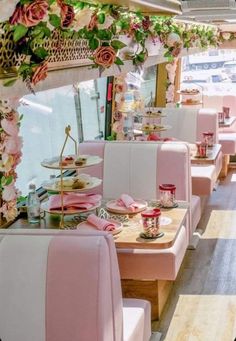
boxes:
[219,133,236,154]
[117,225,188,281]
[191,165,215,196]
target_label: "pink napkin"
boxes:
[117,194,138,212]
[87,214,115,231]
[49,193,101,211]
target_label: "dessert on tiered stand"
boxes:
[178,88,202,107]
[40,126,102,228]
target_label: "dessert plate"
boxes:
[41,200,101,215]
[77,219,123,235]
[106,199,148,214]
[41,155,102,170]
[42,175,102,192]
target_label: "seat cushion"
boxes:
[191,165,216,196]
[117,224,188,281]
[191,195,201,235]
[123,298,151,341]
[219,133,236,155]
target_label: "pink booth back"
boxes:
[0,231,124,341]
[79,141,191,203]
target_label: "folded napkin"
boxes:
[117,194,138,212]
[87,214,115,231]
[49,193,101,211]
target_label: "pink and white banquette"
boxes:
[80,140,201,281]
[160,108,223,195]
[0,229,151,341]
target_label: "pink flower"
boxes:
[4,135,22,154]
[31,62,48,85]
[88,13,98,30]
[142,16,151,31]
[94,46,117,68]
[0,200,18,222]
[59,2,75,28]
[2,184,17,202]
[1,118,19,136]
[9,5,24,25]
[23,0,48,27]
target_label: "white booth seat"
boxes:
[79,141,199,281]
[0,229,151,341]
[219,133,236,155]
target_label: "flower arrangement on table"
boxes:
[0,0,225,89]
[0,99,22,224]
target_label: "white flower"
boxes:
[97,15,114,30]
[72,8,94,31]
[221,32,231,41]
[166,33,181,47]
[0,0,19,23]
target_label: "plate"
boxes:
[41,155,103,170]
[42,175,102,192]
[77,219,123,235]
[106,199,148,214]
[141,125,171,133]
[41,200,101,215]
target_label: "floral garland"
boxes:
[0,0,222,88]
[0,98,22,223]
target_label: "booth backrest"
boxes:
[160,108,218,144]
[0,232,123,341]
[80,141,191,202]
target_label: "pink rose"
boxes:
[4,135,22,154]
[94,46,117,68]
[9,5,24,25]
[60,3,75,28]
[1,118,19,136]
[23,0,48,27]
[88,13,98,30]
[142,16,151,31]
[2,184,17,202]
[31,62,48,85]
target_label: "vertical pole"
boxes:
[155,63,168,107]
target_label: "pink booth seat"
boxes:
[219,133,236,154]
[220,95,236,133]
[191,165,216,196]
[79,141,199,281]
[197,108,219,143]
[0,230,151,341]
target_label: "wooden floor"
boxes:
[155,169,236,341]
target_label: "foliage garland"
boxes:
[0,0,222,87]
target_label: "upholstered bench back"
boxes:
[80,141,191,202]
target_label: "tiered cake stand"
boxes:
[41,125,102,229]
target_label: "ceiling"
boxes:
[177,0,236,28]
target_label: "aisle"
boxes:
[156,170,236,341]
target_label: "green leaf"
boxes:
[89,37,99,50]
[98,12,105,24]
[111,40,126,50]
[114,57,124,65]
[33,47,48,59]
[5,176,13,186]
[3,78,18,87]
[13,24,28,42]
[96,29,112,41]
[49,14,61,28]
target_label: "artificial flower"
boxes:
[72,8,93,31]
[88,13,98,31]
[97,15,114,30]
[1,118,19,136]
[59,2,75,28]
[2,183,17,201]
[94,46,117,68]
[166,33,181,47]
[31,62,48,85]
[10,0,48,27]
[4,135,22,154]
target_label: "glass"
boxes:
[141,208,161,238]
[196,141,207,158]
[159,184,176,208]
[218,112,225,124]
[223,106,230,119]
[203,132,214,147]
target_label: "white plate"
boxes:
[41,155,102,170]
[106,199,148,214]
[77,219,123,235]
[41,200,101,215]
[42,175,102,192]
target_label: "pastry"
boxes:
[75,157,87,166]
[72,179,87,189]
[64,156,74,164]
[59,160,68,167]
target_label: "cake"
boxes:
[75,157,87,166]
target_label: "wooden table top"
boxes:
[219,116,236,128]
[190,143,221,165]
[7,203,188,250]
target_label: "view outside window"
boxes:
[181,49,236,94]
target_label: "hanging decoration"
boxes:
[0,0,224,89]
[0,99,22,225]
